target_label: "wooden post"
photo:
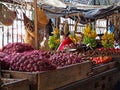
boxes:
[55,18,60,28]
[106,17,109,32]
[93,0,96,5]
[34,0,38,49]
[94,19,96,30]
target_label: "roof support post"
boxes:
[34,0,39,49]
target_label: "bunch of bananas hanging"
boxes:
[83,24,97,49]
[69,34,80,44]
[83,24,97,38]
[68,19,81,44]
[101,32,114,48]
[48,27,60,50]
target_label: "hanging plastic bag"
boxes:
[0,3,17,26]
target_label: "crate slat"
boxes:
[1,79,29,90]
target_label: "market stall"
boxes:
[0,0,120,90]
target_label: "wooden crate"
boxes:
[1,61,92,90]
[1,78,29,90]
[2,71,38,90]
[58,67,120,90]
[38,61,92,90]
[112,55,120,61]
[85,68,120,90]
[93,61,117,75]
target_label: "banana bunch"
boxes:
[69,34,80,44]
[48,27,60,50]
[83,24,97,49]
[83,36,97,49]
[83,24,91,36]
[83,24,97,38]
[101,32,114,48]
[51,27,59,35]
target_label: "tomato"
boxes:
[91,56,112,64]
[103,56,112,62]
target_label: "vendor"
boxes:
[58,21,74,51]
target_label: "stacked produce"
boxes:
[83,24,97,49]
[49,51,83,67]
[85,47,120,56]
[90,56,112,64]
[0,52,10,69]
[10,50,57,72]
[0,52,8,58]
[0,42,86,72]
[101,32,114,48]
[0,52,34,70]
[2,42,34,54]
[48,27,60,50]
[0,43,34,70]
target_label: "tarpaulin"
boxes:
[41,4,120,24]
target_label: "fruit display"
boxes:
[0,53,14,70]
[83,24,97,49]
[90,56,112,64]
[85,47,120,56]
[101,31,114,48]
[75,42,89,52]
[48,27,60,50]
[64,43,76,50]
[2,42,34,54]
[0,43,87,72]
[69,19,82,44]
[0,52,8,58]
[49,51,83,67]
[0,52,16,70]
[10,50,57,72]
[69,34,81,44]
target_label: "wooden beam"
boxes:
[68,13,83,17]
[34,0,38,49]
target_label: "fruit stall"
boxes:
[0,0,120,90]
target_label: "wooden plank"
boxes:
[38,61,92,90]
[57,67,120,90]
[112,55,120,60]
[93,61,117,75]
[2,71,38,90]
[1,70,38,85]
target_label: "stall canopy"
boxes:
[1,0,120,23]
